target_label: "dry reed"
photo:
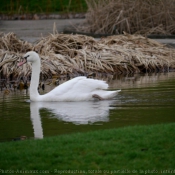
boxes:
[0,32,32,52]
[77,0,175,35]
[0,32,175,80]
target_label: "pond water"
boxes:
[0,72,175,142]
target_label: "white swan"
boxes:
[18,51,121,101]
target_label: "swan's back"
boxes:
[40,76,120,101]
[50,76,108,95]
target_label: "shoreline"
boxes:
[0,19,174,46]
[0,13,86,20]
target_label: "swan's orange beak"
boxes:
[18,55,30,66]
[18,59,27,66]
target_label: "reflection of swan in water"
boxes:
[30,102,43,139]
[30,100,117,139]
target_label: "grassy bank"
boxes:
[0,0,87,14]
[0,123,175,174]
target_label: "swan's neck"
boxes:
[30,60,40,100]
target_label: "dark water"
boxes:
[0,72,175,142]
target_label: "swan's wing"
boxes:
[71,77,108,92]
[48,76,86,96]
[49,76,108,96]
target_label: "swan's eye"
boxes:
[24,55,30,59]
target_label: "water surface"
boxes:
[0,73,175,142]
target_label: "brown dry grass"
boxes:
[77,0,175,35]
[0,32,32,52]
[0,32,175,80]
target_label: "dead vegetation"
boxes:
[0,32,175,80]
[77,0,175,35]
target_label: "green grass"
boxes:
[0,0,87,14]
[0,123,175,175]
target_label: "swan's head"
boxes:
[18,51,40,66]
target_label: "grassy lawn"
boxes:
[0,0,87,14]
[0,123,175,174]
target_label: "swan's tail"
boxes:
[92,90,121,100]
